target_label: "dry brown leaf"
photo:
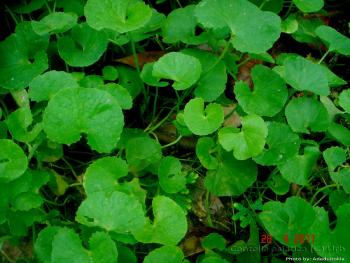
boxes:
[114,51,165,68]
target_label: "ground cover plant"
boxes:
[0,0,350,262]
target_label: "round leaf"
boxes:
[29,70,79,101]
[339,89,350,113]
[278,146,320,185]
[253,122,300,166]
[195,0,281,53]
[285,96,330,133]
[31,12,77,35]
[235,65,288,117]
[283,56,329,95]
[76,191,146,233]
[259,197,315,247]
[218,115,268,160]
[57,23,108,67]
[184,98,224,136]
[323,146,347,171]
[196,137,219,169]
[292,0,324,13]
[143,246,184,263]
[158,156,187,194]
[85,0,152,33]
[152,52,202,90]
[0,139,28,183]
[133,196,187,245]
[98,83,133,110]
[205,150,257,197]
[43,88,124,153]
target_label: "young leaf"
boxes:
[83,157,128,195]
[162,5,207,45]
[152,52,202,90]
[196,137,219,169]
[253,122,300,166]
[292,0,324,13]
[133,196,187,245]
[102,66,119,81]
[0,139,28,183]
[234,65,288,117]
[158,156,187,194]
[98,83,133,110]
[309,204,350,259]
[195,0,281,53]
[76,191,146,233]
[266,173,290,195]
[29,70,80,101]
[339,89,350,113]
[57,23,108,67]
[316,25,350,56]
[283,56,329,95]
[259,197,315,247]
[278,146,320,185]
[285,96,330,133]
[0,22,49,90]
[205,150,257,196]
[6,107,42,142]
[43,88,124,153]
[323,146,347,171]
[218,115,267,160]
[182,49,227,102]
[85,0,152,33]
[184,98,224,136]
[143,246,184,263]
[202,233,226,251]
[31,12,78,35]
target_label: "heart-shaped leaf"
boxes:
[196,137,219,169]
[158,156,187,194]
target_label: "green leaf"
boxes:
[125,137,162,173]
[89,232,118,263]
[202,233,226,251]
[202,256,230,263]
[266,173,290,195]
[254,122,300,166]
[331,169,350,194]
[85,0,152,33]
[182,49,227,102]
[162,5,208,45]
[234,65,288,117]
[31,12,78,35]
[285,97,330,133]
[98,83,133,110]
[143,246,184,263]
[0,22,49,90]
[141,63,168,87]
[29,70,80,101]
[316,25,350,56]
[57,0,85,16]
[329,190,350,212]
[310,204,350,260]
[205,150,257,196]
[152,52,202,90]
[195,0,281,53]
[43,88,124,153]
[6,107,42,142]
[292,0,324,13]
[0,139,28,183]
[133,196,187,245]
[35,226,61,263]
[51,228,90,263]
[328,122,350,146]
[281,15,298,34]
[278,146,320,185]
[158,156,187,194]
[339,89,350,113]
[57,23,108,67]
[76,191,146,233]
[218,115,267,160]
[249,0,283,13]
[184,98,224,136]
[13,0,45,14]
[102,66,119,81]
[83,157,128,195]
[117,65,143,98]
[196,137,219,169]
[323,146,347,171]
[259,197,315,247]
[283,56,329,95]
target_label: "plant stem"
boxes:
[310,184,338,205]
[161,135,182,148]
[204,41,230,74]
[318,50,330,64]
[205,190,213,227]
